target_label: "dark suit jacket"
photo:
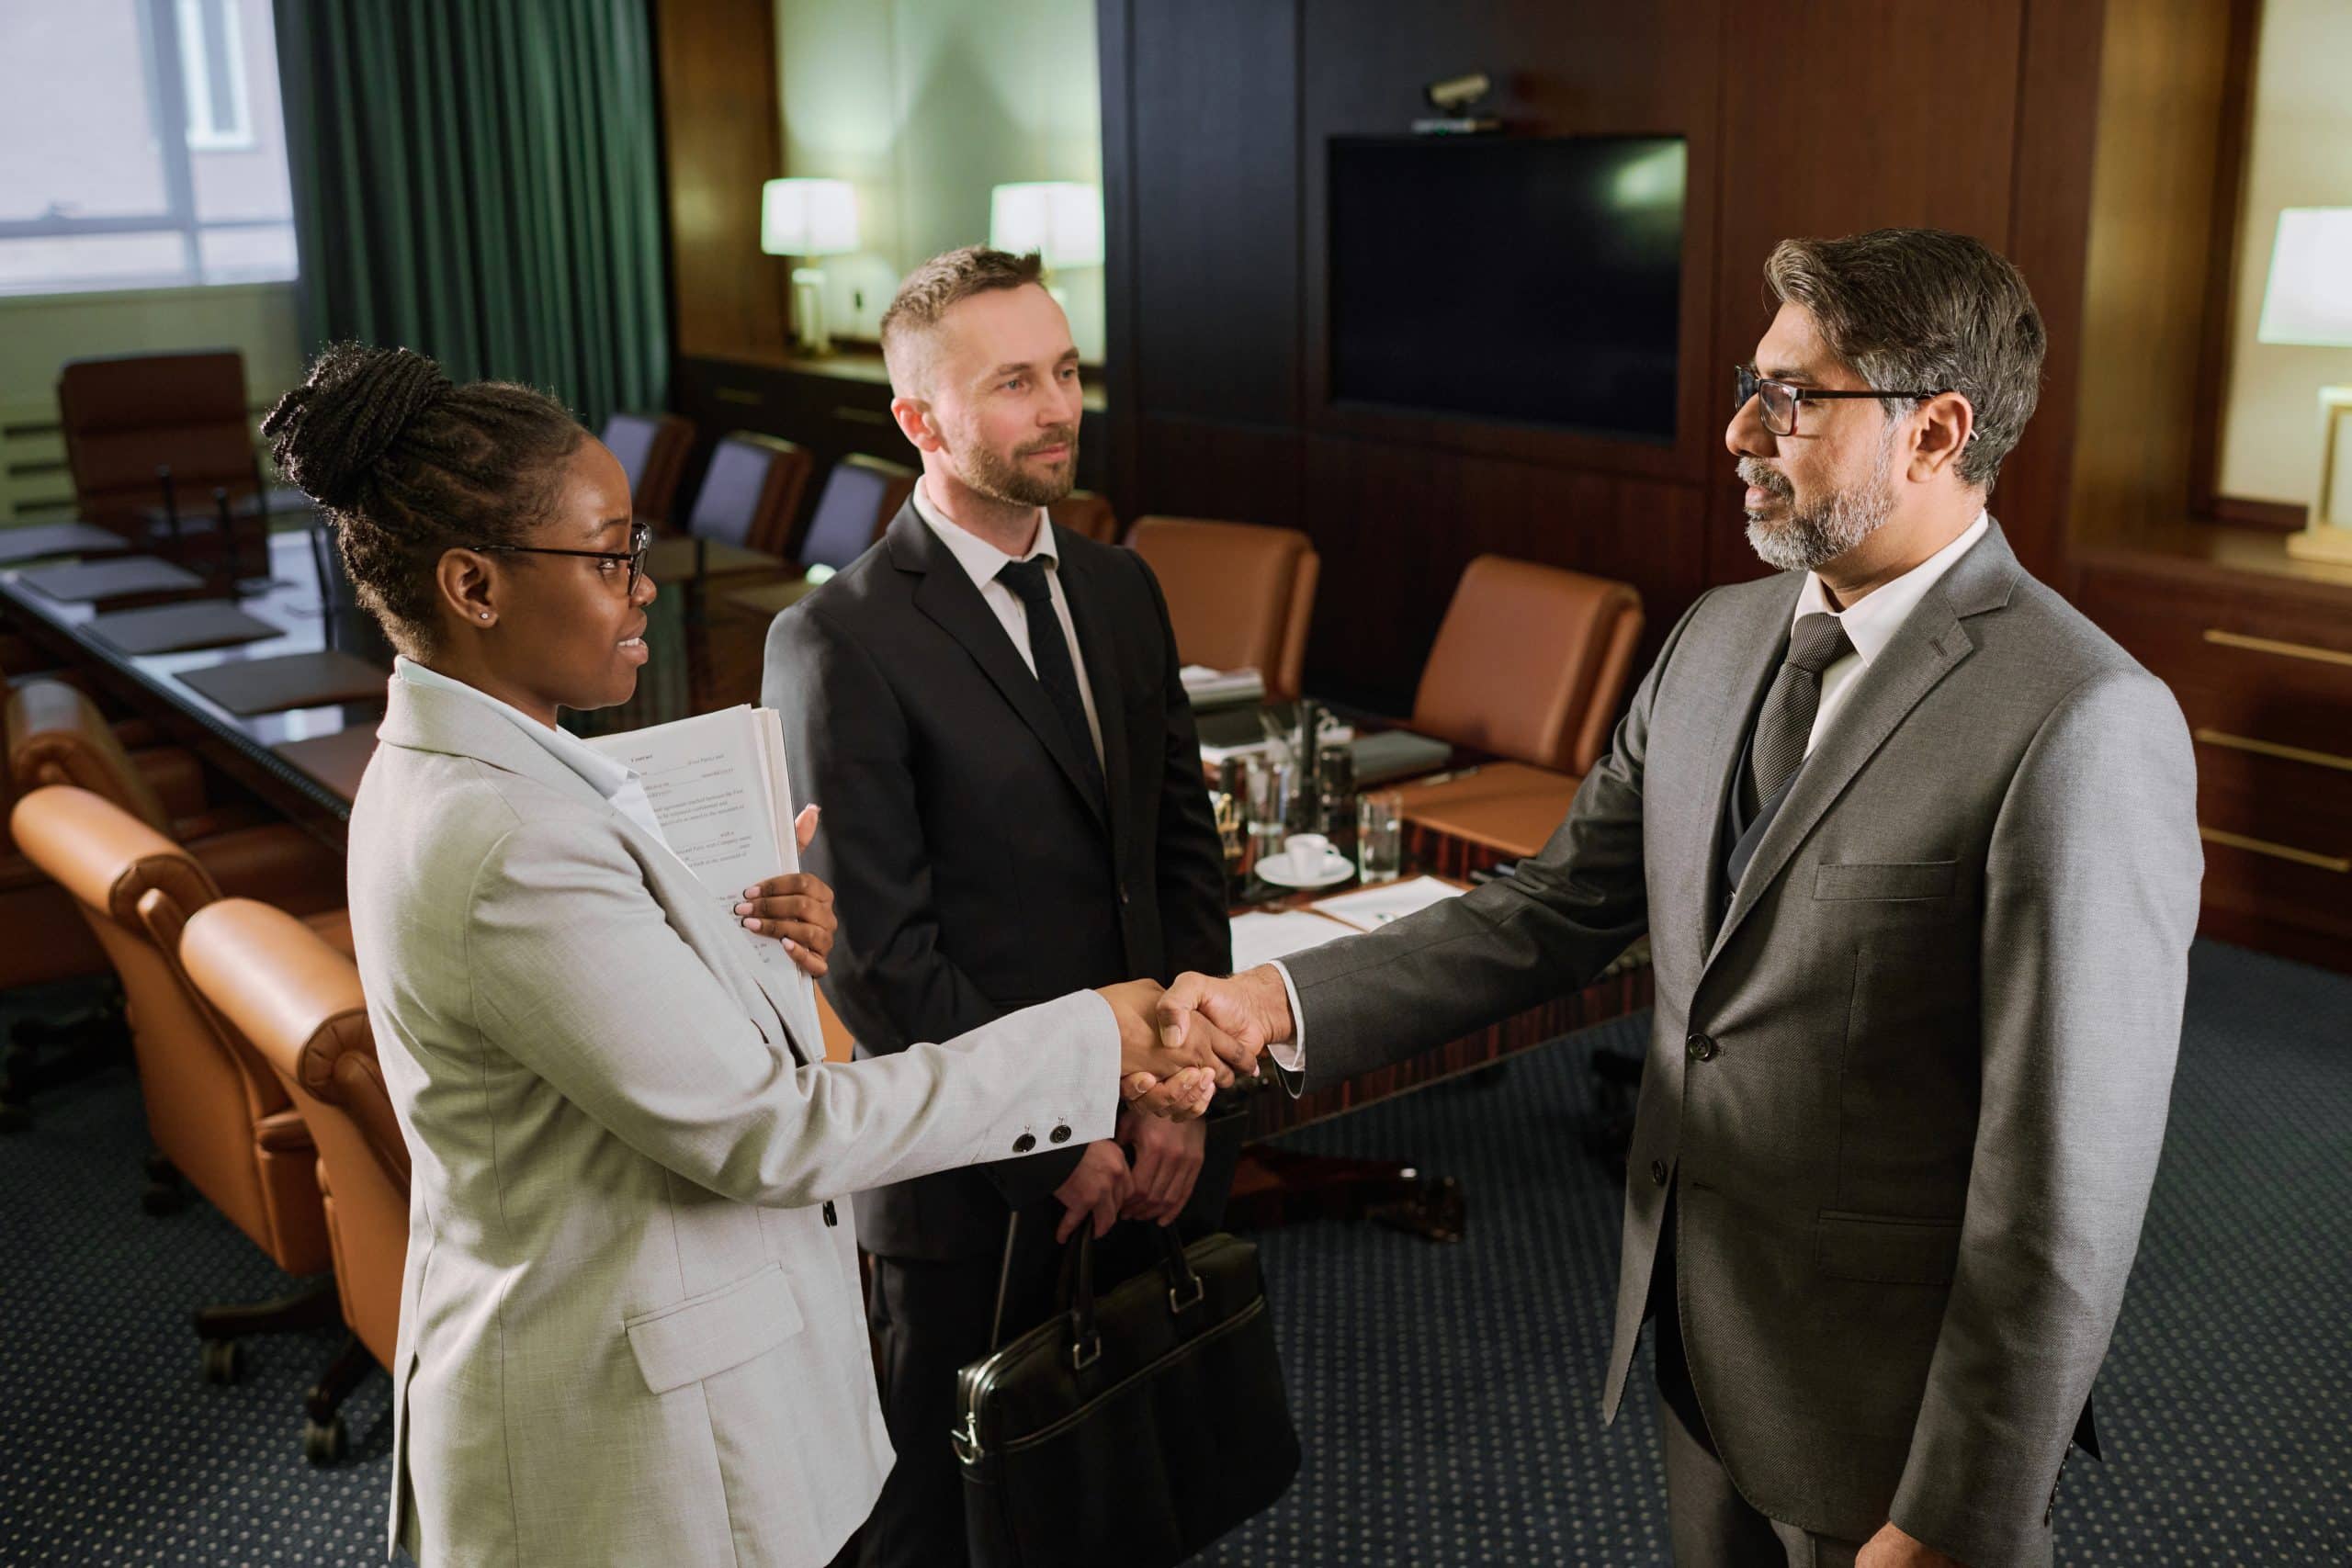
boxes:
[1278,525,2201,1564]
[762,501,1232,1261]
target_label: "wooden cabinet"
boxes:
[2077,532,2352,972]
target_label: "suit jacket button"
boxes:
[1012,1134,1037,1155]
[1118,884,1131,906]
[1685,1032,1717,1063]
[1049,1125,1072,1145]
[1649,1160,1668,1188]
[822,1201,839,1226]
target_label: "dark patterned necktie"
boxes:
[995,557,1104,797]
[1742,612,1855,816]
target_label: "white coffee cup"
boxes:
[1282,833,1344,878]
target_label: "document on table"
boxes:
[585,705,823,1053]
[1309,875,1463,931]
[1229,909,1358,971]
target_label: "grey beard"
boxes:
[1741,434,1898,574]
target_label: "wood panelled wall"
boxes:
[654,0,790,364]
[1097,0,2122,712]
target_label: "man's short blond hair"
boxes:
[879,245,1046,396]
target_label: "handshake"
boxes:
[1093,966,1299,1122]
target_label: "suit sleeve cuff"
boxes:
[1266,961,1306,1097]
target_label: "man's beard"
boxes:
[1740,427,1899,574]
[955,425,1080,508]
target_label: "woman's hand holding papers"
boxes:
[733,805,835,976]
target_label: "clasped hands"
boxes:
[1095,964,1297,1122]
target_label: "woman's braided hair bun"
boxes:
[262,343,451,514]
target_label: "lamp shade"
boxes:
[988,182,1104,269]
[2256,208,2352,348]
[762,178,860,257]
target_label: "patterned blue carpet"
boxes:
[3,939,2346,1565]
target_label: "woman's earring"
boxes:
[480,612,492,621]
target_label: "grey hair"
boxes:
[1764,229,2045,493]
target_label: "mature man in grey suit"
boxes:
[1159,230,2202,1567]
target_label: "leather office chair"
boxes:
[1048,490,1120,545]
[1125,517,1319,699]
[57,350,259,544]
[6,679,344,913]
[8,785,345,1380]
[685,434,814,556]
[181,897,403,1464]
[1410,555,1645,775]
[796,454,918,573]
[601,412,695,526]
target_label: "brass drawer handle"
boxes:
[715,387,763,406]
[2194,728,2352,773]
[2202,629,2352,669]
[2198,826,2351,873]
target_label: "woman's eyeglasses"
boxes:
[1734,365,1946,438]
[469,521,652,597]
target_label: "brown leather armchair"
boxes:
[181,897,402,1463]
[57,350,259,542]
[684,433,814,555]
[7,785,349,1383]
[1410,555,1645,775]
[602,412,695,526]
[6,678,343,913]
[1125,517,1319,699]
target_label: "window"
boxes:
[0,0,297,296]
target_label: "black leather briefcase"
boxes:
[954,1226,1299,1568]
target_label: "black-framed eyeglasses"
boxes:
[1734,365,1946,437]
[469,521,652,596]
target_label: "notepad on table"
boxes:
[1228,909,1357,971]
[1309,875,1463,931]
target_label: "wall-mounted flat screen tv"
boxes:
[1328,135,1687,442]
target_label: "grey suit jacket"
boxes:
[346,677,1118,1568]
[1282,525,2200,1564]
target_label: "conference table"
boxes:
[1,523,1652,1235]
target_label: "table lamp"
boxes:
[761,177,860,355]
[988,182,1104,309]
[2256,207,2352,566]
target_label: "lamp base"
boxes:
[791,266,831,356]
[2285,524,2352,568]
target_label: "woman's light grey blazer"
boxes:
[346,674,1118,1568]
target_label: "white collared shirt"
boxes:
[392,656,673,848]
[911,477,1105,767]
[1792,511,1988,756]
[1264,510,1993,1082]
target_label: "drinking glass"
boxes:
[1356,790,1404,884]
[1246,759,1294,863]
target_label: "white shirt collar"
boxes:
[392,655,641,806]
[910,475,1055,593]
[1792,511,1990,666]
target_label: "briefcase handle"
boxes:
[1061,1227,1207,1372]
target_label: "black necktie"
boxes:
[995,557,1105,798]
[1742,612,1854,816]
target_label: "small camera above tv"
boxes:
[1328,135,1687,443]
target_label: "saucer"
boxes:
[1254,855,1355,891]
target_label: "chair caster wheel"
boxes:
[200,1338,244,1384]
[142,1181,187,1216]
[302,1416,349,1465]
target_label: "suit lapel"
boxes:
[1053,533,1133,858]
[892,506,1110,832]
[1704,525,2021,965]
[1693,577,1803,963]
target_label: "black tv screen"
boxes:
[1328,135,1686,442]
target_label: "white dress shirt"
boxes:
[911,478,1106,768]
[1264,511,1993,1077]
[392,656,673,850]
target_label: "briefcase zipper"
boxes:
[954,1293,1268,1465]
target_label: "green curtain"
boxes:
[273,0,667,428]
